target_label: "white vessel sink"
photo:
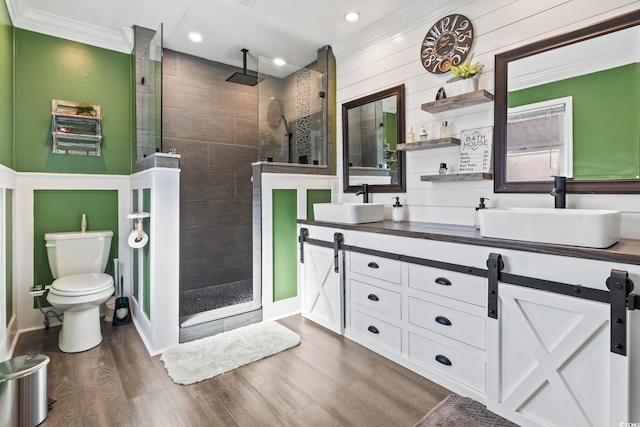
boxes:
[479,207,621,248]
[313,203,385,224]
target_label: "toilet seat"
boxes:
[49,273,114,296]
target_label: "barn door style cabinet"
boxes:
[297,221,639,426]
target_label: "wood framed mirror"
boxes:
[494,9,640,194]
[342,84,406,193]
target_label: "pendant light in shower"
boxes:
[226,48,264,86]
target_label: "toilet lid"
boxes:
[50,273,114,296]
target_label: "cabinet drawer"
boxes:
[409,264,486,307]
[350,309,401,353]
[409,297,485,350]
[351,280,402,319]
[409,332,486,393]
[350,252,401,285]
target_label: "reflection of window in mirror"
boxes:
[507,97,573,182]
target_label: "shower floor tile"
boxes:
[179,280,253,317]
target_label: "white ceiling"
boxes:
[7,0,419,69]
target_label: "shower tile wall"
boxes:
[163,49,257,291]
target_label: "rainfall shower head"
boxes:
[226,48,264,86]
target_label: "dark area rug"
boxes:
[414,395,519,427]
[179,280,253,317]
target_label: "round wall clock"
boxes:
[420,14,474,74]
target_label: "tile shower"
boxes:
[162,49,258,320]
[134,27,329,336]
[154,46,325,330]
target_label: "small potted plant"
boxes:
[446,53,484,95]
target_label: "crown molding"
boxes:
[332,0,471,61]
[7,0,133,54]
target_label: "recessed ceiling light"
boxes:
[273,58,286,66]
[345,11,360,22]
[189,32,202,43]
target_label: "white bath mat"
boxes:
[160,321,301,385]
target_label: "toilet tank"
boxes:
[45,230,113,278]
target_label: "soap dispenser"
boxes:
[392,197,404,223]
[474,198,489,230]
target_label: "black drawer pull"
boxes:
[367,262,379,269]
[367,325,380,334]
[367,294,379,302]
[435,354,452,366]
[435,316,452,326]
[435,277,451,286]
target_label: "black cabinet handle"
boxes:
[367,262,379,269]
[435,277,451,286]
[367,325,380,334]
[435,316,452,326]
[435,355,452,366]
[367,294,379,302]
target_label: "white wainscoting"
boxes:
[260,173,333,321]
[130,167,180,356]
[0,164,17,361]
[13,172,131,335]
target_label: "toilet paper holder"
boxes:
[126,212,150,244]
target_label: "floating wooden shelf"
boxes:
[421,90,494,114]
[420,173,493,182]
[397,137,460,151]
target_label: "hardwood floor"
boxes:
[13,315,451,426]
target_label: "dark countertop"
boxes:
[298,219,640,266]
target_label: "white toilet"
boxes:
[45,230,115,353]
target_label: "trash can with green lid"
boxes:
[0,354,50,427]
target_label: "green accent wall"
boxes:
[5,189,12,324]
[509,63,640,179]
[306,189,331,220]
[272,189,297,302]
[0,1,13,168]
[33,190,119,307]
[142,188,151,318]
[15,29,132,174]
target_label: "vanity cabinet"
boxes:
[348,253,403,354]
[488,283,628,427]
[300,242,343,335]
[297,221,639,426]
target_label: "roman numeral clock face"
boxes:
[420,14,474,74]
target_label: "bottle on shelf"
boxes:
[440,121,450,138]
[407,128,415,143]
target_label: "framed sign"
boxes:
[457,127,493,173]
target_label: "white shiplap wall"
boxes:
[333,0,640,238]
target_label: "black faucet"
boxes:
[355,184,369,203]
[550,176,566,208]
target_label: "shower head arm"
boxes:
[241,48,249,74]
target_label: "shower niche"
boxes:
[257,56,326,165]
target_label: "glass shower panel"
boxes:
[257,56,325,164]
[137,24,163,160]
